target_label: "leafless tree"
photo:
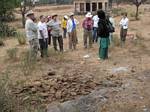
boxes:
[20,0,34,28]
[133,0,147,19]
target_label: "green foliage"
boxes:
[16,32,26,45]
[0,22,16,38]
[0,0,18,22]
[6,48,18,60]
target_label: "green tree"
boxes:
[0,0,17,21]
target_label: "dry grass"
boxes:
[0,38,4,46]
[21,50,37,75]
[0,4,150,112]
[6,48,18,60]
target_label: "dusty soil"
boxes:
[0,5,150,112]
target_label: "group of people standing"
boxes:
[25,11,79,58]
[25,9,129,60]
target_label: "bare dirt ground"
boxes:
[1,5,150,112]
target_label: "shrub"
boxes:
[0,38,4,46]
[6,48,18,60]
[0,22,16,38]
[16,32,26,45]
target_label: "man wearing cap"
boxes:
[82,12,94,49]
[61,15,68,38]
[38,15,49,58]
[67,12,79,50]
[25,10,39,58]
[47,14,63,52]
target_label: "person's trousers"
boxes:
[39,38,48,57]
[120,28,128,46]
[68,29,77,50]
[98,37,109,60]
[63,28,67,38]
[52,36,63,52]
[29,38,39,58]
[48,32,52,45]
[99,47,108,59]
[83,29,93,48]
[93,27,98,43]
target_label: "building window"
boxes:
[98,2,102,9]
[80,3,84,12]
[92,3,97,11]
[105,2,108,10]
[86,3,90,12]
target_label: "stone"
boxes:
[33,81,42,87]
[55,91,62,99]
[70,92,77,96]
[59,101,78,112]
[40,93,49,98]
[47,105,61,112]
[31,87,36,93]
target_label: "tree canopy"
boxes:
[0,0,19,21]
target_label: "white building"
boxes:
[74,0,109,14]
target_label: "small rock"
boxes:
[48,71,56,76]
[47,105,61,112]
[40,93,49,98]
[33,81,42,87]
[59,101,78,112]
[55,91,62,99]
[70,92,77,96]
[23,96,30,101]
[31,87,36,93]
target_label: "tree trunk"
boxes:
[109,0,113,9]
[136,5,139,20]
[22,13,25,28]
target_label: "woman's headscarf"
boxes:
[97,10,106,20]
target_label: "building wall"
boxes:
[74,0,109,14]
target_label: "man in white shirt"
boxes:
[67,12,79,50]
[120,12,129,47]
[25,10,39,58]
[92,14,99,43]
[38,15,49,57]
